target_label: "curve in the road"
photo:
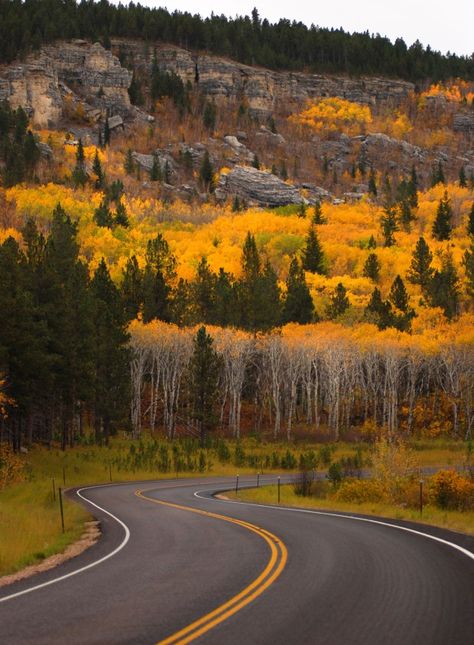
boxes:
[135,488,287,645]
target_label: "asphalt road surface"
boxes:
[1,476,473,645]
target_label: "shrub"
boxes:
[0,444,25,489]
[335,478,386,504]
[429,470,474,511]
[293,469,314,496]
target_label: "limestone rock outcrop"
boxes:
[0,40,132,127]
[215,165,328,206]
[112,40,415,118]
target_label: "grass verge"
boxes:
[227,484,474,536]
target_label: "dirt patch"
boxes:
[215,493,230,500]
[0,521,101,588]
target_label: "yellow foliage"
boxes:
[289,97,372,135]
[429,470,474,510]
[0,445,25,490]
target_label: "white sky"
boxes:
[133,1,474,57]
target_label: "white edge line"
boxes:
[0,484,131,603]
[194,487,474,563]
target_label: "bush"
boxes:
[0,444,25,489]
[293,470,314,496]
[335,479,386,504]
[429,470,474,511]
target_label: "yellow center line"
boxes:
[134,489,288,645]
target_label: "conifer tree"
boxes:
[199,151,215,192]
[468,203,474,237]
[92,149,104,188]
[124,148,134,175]
[380,206,398,247]
[170,278,191,326]
[312,201,326,224]
[398,199,415,232]
[429,252,460,319]
[367,235,377,249]
[363,253,381,282]
[365,287,392,330]
[93,200,113,228]
[91,259,130,443]
[388,275,414,331]
[252,154,260,170]
[188,326,220,447]
[150,154,162,181]
[72,138,88,186]
[114,201,129,228]
[302,226,326,274]
[282,258,314,324]
[459,166,467,188]
[192,257,216,324]
[432,190,452,241]
[431,161,445,187]
[407,237,435,300]
[408,165,419,208]
[280,161,288,180]
[462,239,474,300]
[326,282,350,319]
[213,268,236,327]
[203,102,217,132]
[120,255,143,321]
[368,168,377,196]
[104,118,111,146]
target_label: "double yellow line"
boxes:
[135,488,287,645]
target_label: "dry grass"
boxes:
[228,483,474,536]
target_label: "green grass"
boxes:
[228,484,474,536]
[0,435,471,578]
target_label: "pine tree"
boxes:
[365,287,392,330]
[141,234,176,323]
[408,165,419,208]
[363,253,380,282]
[459,166,467,188]
[302,226,326,274]
[93,200,114,228]
[192,257,216,324]
[256,261,282,331]
[380,206,398,247]
[429,252,460,319]
[462,238,474,300]
[150,154,162,181]
[298,201,307,218]
[252,154,260,170]
[431,161,445,187]
[389,275,414,331]
[114,201,129,228]
[367,235,377,249]
[164,160,171,184]
[398,199,416,232]
[468,203,474,237]
[124,148,134,175]
[170,278,191,326]
[72,138,88,186]
[203,102,217,132]
[92,149,104,188]
[104,118,110,146]
[312,201,326,224]
[407,237,435,300]
[241,232,261,281]
[213,269,236,327]
[188,326,221,446]
[368,168,377,196]
[232,196,241,212]
[120,255,143,321]
[432,190,452,241]
[199,151,215,192]
[282,258,314,324]
[326,282,350,319]
[91,259,130,444]
[280,160,288,180]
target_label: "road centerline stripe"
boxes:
[134,488,287,645]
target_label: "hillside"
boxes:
[0,30,473,448]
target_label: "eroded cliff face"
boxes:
[114,40,415,117]
[0,40,132,127]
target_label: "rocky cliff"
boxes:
[114,40,415,118]
[0,40,132,127]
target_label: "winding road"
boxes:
[1,476,474,645]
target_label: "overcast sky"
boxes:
[133,1,474,57]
